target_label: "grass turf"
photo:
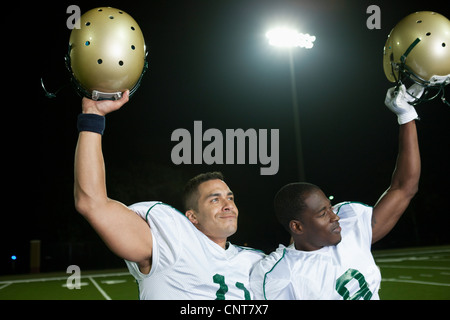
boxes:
[0,245,448,300]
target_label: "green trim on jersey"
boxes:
[263,248,287,300]
[145,202,189,223]
[334,201,372,215]
[235,245,266,255]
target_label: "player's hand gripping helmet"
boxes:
[383,11,450,105]
[66,7,148,100]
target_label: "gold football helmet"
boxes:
[66,7,148,100]
[383,11,450,105]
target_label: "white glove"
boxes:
[385,84,424,125]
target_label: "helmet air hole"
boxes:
[98,9,103,12]
[426,32,431,36]
[131,26,135,31]
[443,43,446,47]
[119,60,124,66]
[131,45,135,50]
[85,41,90,46]
[109,16,114,19]
[97,59,103,64]
[416,20,422,23]
[86,22,91,26]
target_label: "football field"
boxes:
[0,245,449,300]
[373,245,450,299]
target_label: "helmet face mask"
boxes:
[388,42,450,106]
[399,73,450,106]
[383,11,450,105]
[66,7,148,100]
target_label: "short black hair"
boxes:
[274,182,321,233]
[182,172,225,212]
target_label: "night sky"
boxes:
[3,0,449,274]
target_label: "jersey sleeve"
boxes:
[250,246,294,300]
[334,202,374,248]
[124,201,185,280]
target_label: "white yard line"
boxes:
[0,271,130,285]
[88,276,112,300]
[373,248,450,257]
[382,278,450,287]
[0,283,12,290]
[377,265,450,270]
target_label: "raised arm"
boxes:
[371,85,421,244]
[74,91,153,271]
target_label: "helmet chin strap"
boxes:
[40,77,67,99]
[391,37,450,106]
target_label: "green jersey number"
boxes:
[213,273,251,300]
[335,268,373,300]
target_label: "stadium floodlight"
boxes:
[266,27,316,49]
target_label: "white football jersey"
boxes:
[250,202,381,300]
[125,201,265,300]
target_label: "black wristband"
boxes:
[77,113,105,135]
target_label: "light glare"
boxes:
[266,27,316,49]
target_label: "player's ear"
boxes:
[186,210,198,225]
[289,220,303,235]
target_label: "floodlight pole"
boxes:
[266,27,314,182]
[288,48,306,182]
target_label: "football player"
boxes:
[250,83,421,300]
[74,92,265,299]
[250,10,449,300]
